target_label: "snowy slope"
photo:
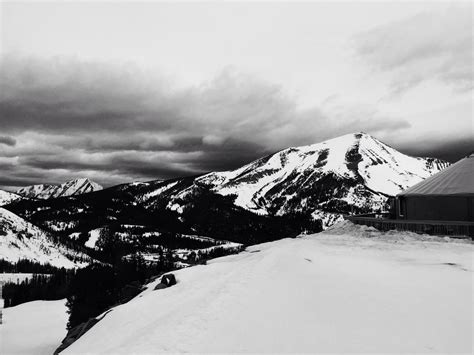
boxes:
[16,178,102,199]
[0,189,21,206]
[0,208,89,268]
[64,225,473,354]
[0,299,68,355]
[198,132,448,217]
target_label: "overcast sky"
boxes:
[0,1,472,190]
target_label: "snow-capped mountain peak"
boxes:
[197,132,448,219]
[16,178,103,200]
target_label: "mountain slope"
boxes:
[62,227,473,354]
[0,208,90,268]
[5,181,319,252]
[198,132,448,218]
[0,190,21,206]
[16,178,102,200]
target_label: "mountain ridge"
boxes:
[16,178,103,200]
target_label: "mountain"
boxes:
[4,132,448,248]
[0,207,90,268]
[5,179,319,253]
[196,132,448,225]
[0,190,21,206]
[129,133,448,227]
[16,178,103,200]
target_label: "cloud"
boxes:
[354,5,473,94]
[396,136,474,163]
[0,55,419,188]
[0,136,16,146]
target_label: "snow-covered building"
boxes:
[395,153,474,222]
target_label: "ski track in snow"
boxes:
[65,227,473,354]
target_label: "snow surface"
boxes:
[0,299,68,355]
[85,228,103,249]
[0,208,88,268]
[0,190,21,206]
[65,223,473,354]
[356,133,447,195]
[311,209,344,229]
[140,180,178,202]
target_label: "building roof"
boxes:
[398,154,474,196]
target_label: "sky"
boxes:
[0,1,472,189]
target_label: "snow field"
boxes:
[0,299,68,355]
[65,225,473,354]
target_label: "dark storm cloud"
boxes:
[0,176,40,188]
[1,56,415,188]
[0,56,183,134]
[399,137,473,163]
[0,136,16,146]
[17,135,269,180]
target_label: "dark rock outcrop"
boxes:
[154,273,176,290]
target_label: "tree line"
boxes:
[2,269,74,307]
[0,259,64,273]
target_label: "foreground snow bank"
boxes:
[0,299,68,355]
[65,225,473,354]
